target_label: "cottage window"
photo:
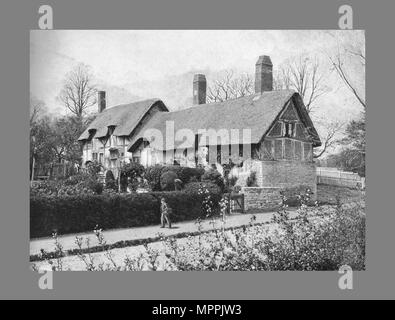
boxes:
[132,156,141,164]
[284,122,296,137]
[99,153,104,165]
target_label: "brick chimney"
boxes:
[255,55,273,94]
[98,91,106,113]
[193,74,207,105]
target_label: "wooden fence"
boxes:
[32,163,79,181]
[316,167,365,189]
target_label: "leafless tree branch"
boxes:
[274,55,329,114]
[58,63,97,118]
[207,70,254,103]
[313,120,345,158]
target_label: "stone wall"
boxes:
[242,187,283,211]
[240,159,317,198]
[259,161,317,197]
[237,159,317,211]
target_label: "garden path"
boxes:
[30,211,289,256]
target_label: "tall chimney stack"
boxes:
[98,91,106,113]
[193,74,207,105]
[255,55,273,94]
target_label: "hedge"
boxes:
[145,164,205,191]
[30,190,222,239]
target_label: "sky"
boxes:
[30,30,365,136]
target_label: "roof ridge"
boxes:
[102,97,161,112]
[167,89,296,114]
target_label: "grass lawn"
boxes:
[316,184,364,205]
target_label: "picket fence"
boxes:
[316,167,365,189]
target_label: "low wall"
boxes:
[316,167,365,189]
[242,187,283,212]
[234,160,317,203]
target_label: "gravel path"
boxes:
[30,211,283,256]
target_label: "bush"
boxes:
[281,185,314,207]
[232,185,242,194]
[160,171,178,191]
[105,170,118,191]
[262,201,366,271]
[120,162,145,192]
[30,188,222,239]
[184,181,221,195]
[145,165,164,191]
[201,169,225,191]
[246,171,258,187]
[105,170,115,182]
[86,161,102,176]
[30,173,103,197]
[227,176,238,188]
[177,166,205,184]
[146,165,205,191]
[174,179,183,191]
[88,180,104,195]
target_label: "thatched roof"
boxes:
[78,99,168,141]
[127,90,321,151]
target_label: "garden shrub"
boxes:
[88,179,104,195]
[174,179,183,191]
[30,188,222,239]
[176,166,205,184]
[160,171,178,191]
[120,162,145,192]
[232,185,242,194]
[201,169,225,191]
[30,173,103,197]
[146,165,205,191]
[227,176,238,188]
[183,181,221,195]
[86,161,102,176]
[145,165,164,191]
[105,170,118,191]
[161,165,182,178]
[281,185,314,207]
[261,202,366,271]
[246,171,258,187]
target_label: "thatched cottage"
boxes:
[78,55,321,207]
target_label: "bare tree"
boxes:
[58,63,97,118]
[325,30,365,110]
[328,47,366,110]
[313,120,345,158]
[30,95,46,127]
[207,58,337,158]
[275,55,339,158]
[275,55,329,114]
[207,70,254,103]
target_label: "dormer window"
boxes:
[108,126,115,135]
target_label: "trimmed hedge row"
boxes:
[30,190,222,239]
[145,165,205,191]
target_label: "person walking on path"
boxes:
[160,197,172,229]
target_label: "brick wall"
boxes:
[242,187,283,211]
